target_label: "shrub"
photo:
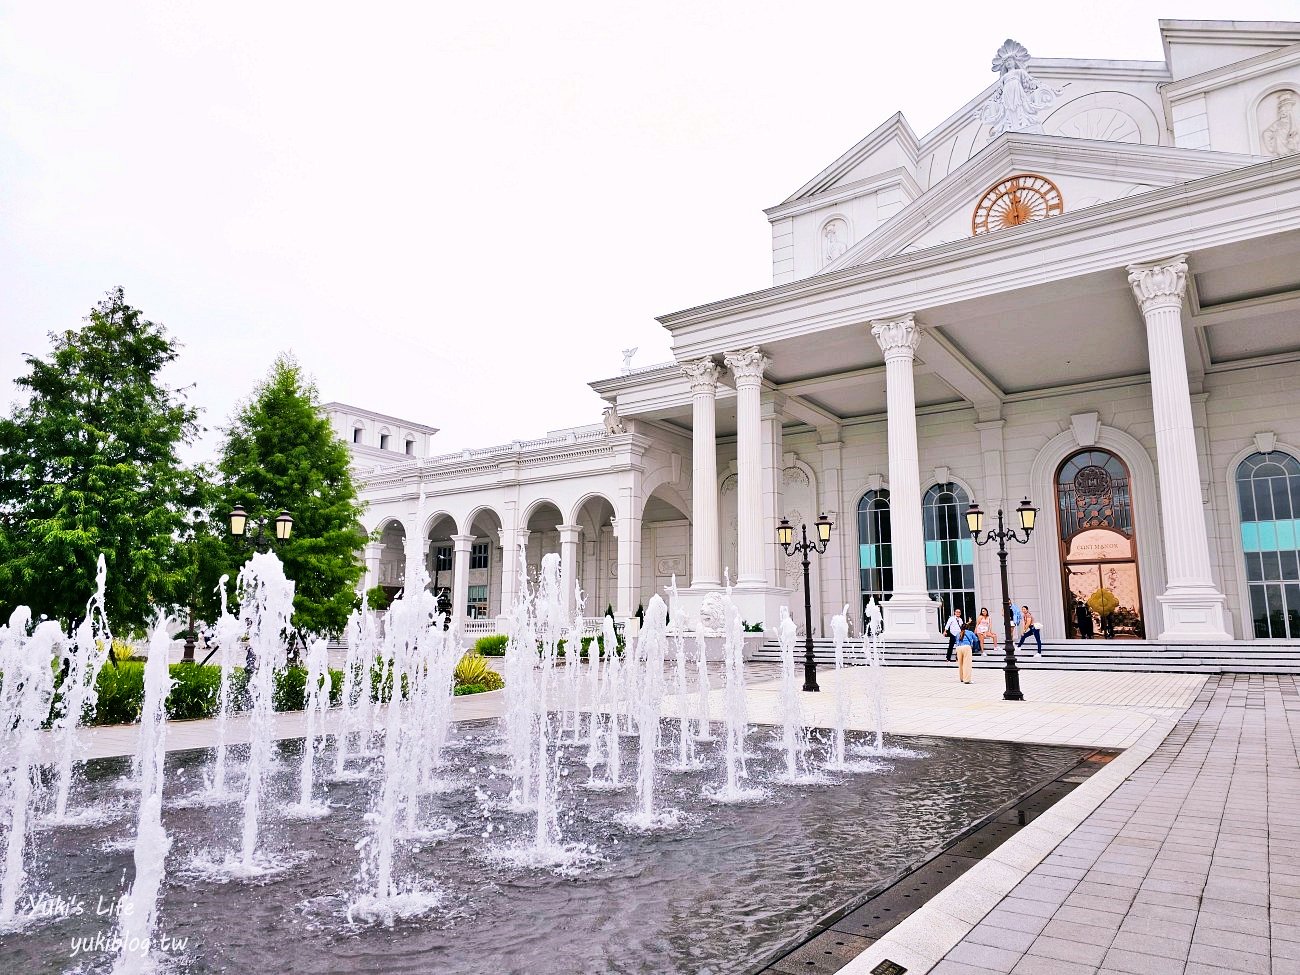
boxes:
[474,634,508,656]
[365,585,392,611]
[167,665,222,720]
[454,653,492,687]
[479,670,504,691]
[454,683,487,696]
[95,661,145,725]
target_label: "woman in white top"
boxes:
[974,607,997,655]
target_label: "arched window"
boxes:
[857,489,892,616]
[1057,449,1133,539]
[923,483,975,625]
[1237,451,1300,639]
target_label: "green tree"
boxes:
[0,288,200,629]
[217,355,366,635]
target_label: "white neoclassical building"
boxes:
[334,20,1300,647]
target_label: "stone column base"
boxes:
[1158,588,1233,642]
[881,594,941,642]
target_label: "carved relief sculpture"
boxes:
[822,219,849,266]
[602,405,626,436]
[1262,90,1300,158]
[977,39,1059,137]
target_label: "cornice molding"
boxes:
[658,152,1300,337]
[1163,40,1300,101]
[823,133,1260,272]
[764,168,924,221]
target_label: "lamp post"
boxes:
[965,497,1038,702]
[227,504,294,554]
[776,513,834,692]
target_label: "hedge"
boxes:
[88,661,344,726]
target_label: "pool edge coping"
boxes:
[830,709,1184,975]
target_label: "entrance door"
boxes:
[1056,449,1145,639]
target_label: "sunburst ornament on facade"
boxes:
[972,173,1063,235]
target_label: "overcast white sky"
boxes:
[3,2,1297,460]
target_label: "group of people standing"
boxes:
[944,603,1042,684]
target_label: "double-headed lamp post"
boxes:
[776,513,834,693]
[965,497,1038,702]
[228,504,294,553]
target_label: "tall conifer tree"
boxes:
[0,288,200,628]
[218,355,366,635]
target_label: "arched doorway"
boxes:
[1056,449,1144,639]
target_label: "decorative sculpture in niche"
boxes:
[602,405,626,436]
[977,39,1059,137]
[1261,90,1300,158]
[822,219,849,266]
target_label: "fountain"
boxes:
[2,555,1089,975]
[49,555,112,824]
[861,597,889,754]
[203,575,243,802]
[332,607,377,780]
[772,608,827,785]
[619,595,679,830]
[0,612,58,927]
[595,616,622,789]
[232,552,295,874]
[666,579,700,771]
[286,637,331,818]
[704,581,764,804]
[828,605,851,768]
[111,616,174,974]
[693,628,713,741]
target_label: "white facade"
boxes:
[346,20,1300,645]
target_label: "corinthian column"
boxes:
[1127,257,1231,641]
[723,347,770,588]
[682,358,722,588]
[871,315,939,640]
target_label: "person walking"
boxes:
[974,607,997,655]
[956,622,978,683]
[1073,598,1094,639]
[944,607,964,661]
[1017,605,1042,656]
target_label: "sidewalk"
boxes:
[845,674,1300,975]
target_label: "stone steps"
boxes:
[749,639,1300,673]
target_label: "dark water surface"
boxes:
[1,721,1086,975]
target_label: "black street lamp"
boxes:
[965,497,1038,702]
[228,504,294,554]
[776,513,834,692]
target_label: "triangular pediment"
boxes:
[823,133,1264,269]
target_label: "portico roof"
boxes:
[625,151,1300,434]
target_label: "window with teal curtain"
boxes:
[857,489,892,618]
[923,483,975,626]
[1237,451,1300,639]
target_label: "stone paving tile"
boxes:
[930,675,1300,975]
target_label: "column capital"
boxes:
[723,347,770,386]
[450,533,476,552]
[557,524,583,542]
[1126,256,1188,313]
[680,357,722,392]
[870,314,922,360]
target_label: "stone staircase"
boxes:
[750,638,1300,674]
